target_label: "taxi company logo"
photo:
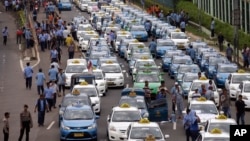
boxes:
[156,111,161,117]
[230,125,250,141]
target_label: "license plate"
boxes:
[107,82,114,85]
[74,133,84,137]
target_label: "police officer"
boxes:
[18,105,33,141]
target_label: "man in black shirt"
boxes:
[235,95,246,125]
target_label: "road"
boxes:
[0,3,249,141]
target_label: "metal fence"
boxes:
[155,0,174,8]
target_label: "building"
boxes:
[193,0,250,33]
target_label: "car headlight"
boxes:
[88,123,96,129]
[109,125,116,131]
[243,95,248,100]
[61,122,70,130]
[99,82,105,86]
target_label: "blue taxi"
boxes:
[175,63,200,81]
[213,63,238,87]
[204,56,228,79]
[60,104,99,141]
[58,0,72,11]
[161,49,183,71]
[168,55,192,78]
[129,25,148,42]
[178,73,199,97]
[156,39,176,58]
[198,51,219,71]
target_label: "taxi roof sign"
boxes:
[72,89,80,95]
[197,97,207,101]
[106,60,113,64]
[133,40,139,43]
[238,69,245,73]
[175,29,181,32]
[199,76,207,80]
[129,91,136,97]
[215,115,227,120]
[72,60,80,64]
[80,81,88,85]
[145,135,155,141]
[140,56,149,60]
[120,103,130,108]
[139,118,150,124]
[210,128,222,134]
[137,45,144,48]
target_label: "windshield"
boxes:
[62,97,89,107]
[101,65,121,73]
[136,73,159,82]
[78,26,92,31]
[73,88,97,97]
[157,41,175,46]
[60,0,70,3]
[208,122,235,133]
[64,109,93,120]
[208,58,226,65]
[171,32,187,39]
[184,75,198,82]
[135,61,156,68]
[218,66,237,73]
[190,104,218,114]
[130,127,163,139]
[130,26,145,31]
[165,52,182,58]
[173,58,190,64]
[232,75,250,83]
[112,111,141,122]
[90,52,107,58]
[191,82,216,91]
[244,83,250,92]
[66,65,86,73]
[178,66,200,73]
[119,98,146,109]
[93,71,103,80]
[88,2,97,6]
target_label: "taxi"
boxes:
[184,97,220,127]
[161,49,183,71]
[72,82,101,114]
[225,70,250,98]
[87,1,99,13]
[100,61,124,88]
[79,32,99,51]
[133,70,163,95]
[213,63,238,87]
[124,41,146,61]
[107,103,142,141]
[128,47,151,62]
[83,68,107,96]
[129,25,148,42]
[118,38,138,58]
[58,92,92,127]
[156,38,176,58]
[65,59,87,87]
[130,57,157,75]
[78,0,91,11]
[60,103,99,141]
[202,115,236,133]
[58,0,72,11]
[76,24,93,39]
[87,51,110,66]
[121,118,169,141]
[179,72,199,97]
[168,55,192,78]
[97,56,118,67]
[198,51,219,71]
[188,77,220,106]
[236,80,250,108]
[169,29,190,50]
[204,56,228,79]
[115,31,132,52]
[196,128,230,141]
[186,40,207,55]
[174,63,200,81]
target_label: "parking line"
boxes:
[47,121,55,130]
[173,122,176,130]
[126,73,129,78]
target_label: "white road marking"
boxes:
[173,122,176,130]
[159,63,162,66]
[47,121,55,130]
[126,73,129,78]
[126,84,129,88]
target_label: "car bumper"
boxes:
[229,89,237,98]
[60,129,97,140]
[93,103,101,113]
[108,130,125,140]
[65,79,71,87]
[134,36,148,41]
[107,79,124,87]
[97,85,106,95]
[79,44,88,51]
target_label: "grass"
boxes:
[186,25,210,40]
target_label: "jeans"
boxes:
[176,101,183,117]
[37,85,44,95]
[25,77,32,89]
[3,129,9,141]
[190,130,199,141]
[26,39,30,49]
[40,41,46,51]
[58,84,65,94]
[46,98,53,111]
[53,93,57,107]
[222,106,231,118]
[38,111,45,125]
[236,112,245,125]
[172,101,176,113]
[18,121,30,141]
[185,128,191,141]
[68,51,74,59]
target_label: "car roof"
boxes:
[190,100,215,105]
[209,118,237,124]
[131,122,159,127]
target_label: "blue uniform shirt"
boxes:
[149,41,157,52]
[48,68,58,81]
[24,66,33,78]
[44,87,54,99]
[36,72,45,86]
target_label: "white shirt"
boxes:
[50,62,60,71]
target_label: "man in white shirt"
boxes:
[2,26,9,46]
[50,61,60,71]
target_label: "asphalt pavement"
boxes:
[0,3,249,141]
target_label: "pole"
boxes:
[233,0,240,64]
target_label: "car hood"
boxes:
[110,122,133,130]
[197,113,218,123]
[181,82,192,91]
[105,73,123,78]
[217,73,230,79]
[131,31,147,35]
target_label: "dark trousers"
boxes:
[46,98,53,111]
[3,129,9,141]
[51,58,58,63]
[181,28,185,33]
[227,56,232,62]
[53,93,57,107]
[17,35,22,44]
[72,32,77,41]
[236,112,245,125]
[68,51,74,59]
[26,39,30,49]
[3,36,7,45]
[25,77,32,89]
[185,128,191,141]
[218,42,223,52]
[58,54,61,63]
[37,85,44,95]
[38,111,45,125]
[211,29,214,37]
[40,41,46,51]
[172,101,176,113]
[190,130,199,141]
[58,84,65,94]
[18,121,30,141]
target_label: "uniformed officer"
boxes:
[23,62,33,90]
[18,105,33,141]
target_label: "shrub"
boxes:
[18,10,26,27]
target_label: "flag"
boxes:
[87,61,93,73]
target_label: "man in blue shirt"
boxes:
[180,20,186,33]
[23,62,33,89]
[36,68,46,95]
[34,94,48,126]
[189,45,195,61]
[48,65,58,82]
[50,47,58,63]
[156,89,166,100]
[44,82,54,111]
[58,68,66,96]
[149,39,157,57]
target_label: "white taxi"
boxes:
[236,80,250,108]
[107,104,142,141]
[65,59,87,87]
[83,68,107,96]
[78,0,91,11]
[131,58,157,75]
[87,1,99,13]
[196,128,230,141]
[225,70,250,99]
[201,115,236,133]
[79,32,99,51]
[169,29,190,50]
[72,82,101,114]
[184,97,220,127]
[124,42,145,61]
[121,118,169,141]
[188,76,220,106]
[76,23,93,39]
[100,61,124,88]
[115,31,132,52]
